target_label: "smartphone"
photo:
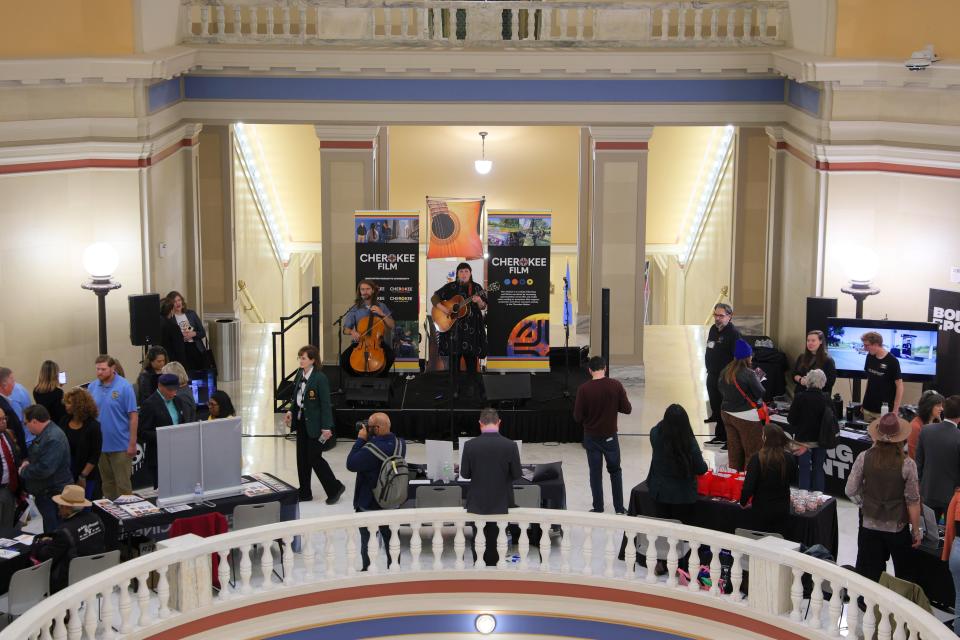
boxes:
[58,371,67,385]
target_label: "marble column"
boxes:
[314,126,380,362]
[763,126,786,338]
[588,127,652,374]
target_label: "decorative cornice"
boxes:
[773,49,960,90]
[588,126,654,144]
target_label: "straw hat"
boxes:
[52,484,92,508]
[867,413,912,443]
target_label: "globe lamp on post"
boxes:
[840,246,880,402]
[81,242,122,355]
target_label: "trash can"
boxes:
[213,318,240,382]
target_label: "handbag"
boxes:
[818,404,840,449]
[733,377,770,425]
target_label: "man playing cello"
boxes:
[341,280,396,376]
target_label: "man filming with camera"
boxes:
[346,412,407,571]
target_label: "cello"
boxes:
[349,313,387,374]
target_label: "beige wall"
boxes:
[0,169,143,384]
[732,129,770,316]
[233,148,285,323]
[683,157,734,324]
[147,148,196,302]
[198,126,235,315]
[0,1,135,58]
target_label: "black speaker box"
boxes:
[129,293,162,346]
[548,346,588,368]
[806,297,838,337]
[344,377,391,407]
[482,373,532,402]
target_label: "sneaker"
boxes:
[325,483,346,505]
[704,416,718,424]
[720,444,728,451]
[704,438,725,446]
[298,490,314,502]
[589,508,603,513]
[615,510,627,516]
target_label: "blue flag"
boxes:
[563,261,573,328]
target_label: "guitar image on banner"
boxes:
[426,196,485,260]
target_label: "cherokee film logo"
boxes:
[360,252,415,271]
[506,313,550,357]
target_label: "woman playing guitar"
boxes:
[340,279,396,376]
[431,262,488,397]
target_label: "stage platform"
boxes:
[324,365,589,443]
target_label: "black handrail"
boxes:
[272,286,320,412]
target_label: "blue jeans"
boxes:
[35,495,60,533]
[796,447,827,492]
[584,435,624,513]
[951,541,960,636]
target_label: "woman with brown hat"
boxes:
[845,412,922,582]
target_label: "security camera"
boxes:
[905,44,939,71]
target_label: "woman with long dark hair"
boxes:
[740,423,798,536]
[161,291,208,371]
[136,346,168,407]
[908,390,944,460]
[33,360,66,426]
[718,339,766,471]
[792,330,836,395]
[646,404,708,524]
[207,390,236,419]
[61,387,103,500]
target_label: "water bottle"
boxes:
[880,403,889,416]
[193,482,203,504]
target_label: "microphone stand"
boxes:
[331,307,352,395]
[562,275,571,399]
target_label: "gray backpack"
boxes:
[363,438,409,509]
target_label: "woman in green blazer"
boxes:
[284,345,345,504]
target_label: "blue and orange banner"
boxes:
[485,211,552,371]
[354,211,420,371]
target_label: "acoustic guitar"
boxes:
[431,281,499,333]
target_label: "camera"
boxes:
[356,419,377,436]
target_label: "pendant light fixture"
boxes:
[474,131,492,174]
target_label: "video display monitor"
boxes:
[826,318,938,382]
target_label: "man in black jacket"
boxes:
[461,407,521,566]
[704,303,741,447]
[139,374,187,488]
[34,484,105,592]
[0,395,26,455]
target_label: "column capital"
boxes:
[314,125,381,150]
[589,126,654,151]
[765,125,786,149]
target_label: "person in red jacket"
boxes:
[574,356,632,514]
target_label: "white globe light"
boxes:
[82,242,119,279]
[844,246,879,284]
[474,159,493,175]
[475,614,497,634]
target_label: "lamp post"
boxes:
[840,247,880,403]
[81,243,122,355]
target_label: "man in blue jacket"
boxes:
[19,405,72,532]
[346,412,406,571]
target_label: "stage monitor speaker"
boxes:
[482,373,532,403]
[548,346,588,368]
[344,377,391,407]
[806,297,838,337]
[129,293,162,347]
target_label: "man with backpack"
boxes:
[346,412,408,571]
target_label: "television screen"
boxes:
[826,318,938,382]
[188,369,217,406]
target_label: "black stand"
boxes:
[448,310,463,446]
[841,282,880,404]
[562,322,572,399]
[331,308,352,395]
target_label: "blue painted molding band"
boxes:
[183,75,786,103]
[148,78,184,113]
[786,79,821,116]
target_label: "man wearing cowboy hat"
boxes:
[33,484,105,592]
[845,412,922,583]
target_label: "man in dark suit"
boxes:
[0,411,22,527]
[0,395,26,454]
[138,374,187,488]
[916,395,960,520]
[461,407,521,566]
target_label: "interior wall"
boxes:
[198,126,235,315]
[835,0,960,58]
[233,148,284,323]
[682,156,735,324]
[147,148,194,301]
[0,169,143,384]
[732,129,770,317]
[0,0,135,58]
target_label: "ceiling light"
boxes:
[475,614,497,634]
[474,131,492,174]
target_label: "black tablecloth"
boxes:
[908,546,954,609]
[629,482,839,558]
[0,527,31,595]
[406,464,566,509]
[94,473,299,546]
[770,415,872,497]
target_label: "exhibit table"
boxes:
[629,481,839,558]
[770,414,872,497]
[0,527,32,596]
[405,463,566,509]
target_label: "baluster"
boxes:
[52,615,66,640]
[40,623,54,640]
[576,9,584,41]
[400,9,409,38]
[666,537,679,587]
[67,603,81,639]
[518,523,530,570]
[828,580,842,636]
[216,5,225,35]
[758,8,768,41]
[366,529,378,574]
[420,8,429,40]
[323,529,337,578]
[511,10,519,41]
[474,522,487,569]
[862,598,877,639]
[559,9,568,39]
[183,3,194,38]
[539,522,553,572]
[847,587,862,638]
[315,6,322,38]
[266,6,275,36]
[233,6,242,37]
[137,572,151,627]
[282,5,291,36]
[260,540,275,588]
[693,8,703,40]
[624,532,637,580]
[877,604,892,640]
[730,551,743,601]
[891,614,906,640]
[685,540,699,592]
[710,8,719,40]
[640,7,652,41]
[300,533,315,582]
[677,7,686,41]
[389,524,401,571]
[496,522,508,569]
[239,545,253,593]
[771,7,782,42]
[157,564,170,618]
[542,8,552,40]
[200,5,210,37]
[644,535,659,584]
[708,545,721,595]
[83,595,99,639]
[789,567,803,620]
[281,536,294,585]
[215,550,230,598]
[100,586,115,639]
[250,6,259,37]
[348,529,360,575]
[433,521,444,570]
[726,8,736,42]
[808,574,823,629]
[660,7,669,41]
[453,521,465,570]
[581,526,593,576]
[382,8,392,38]
[742,7,752,42]
[299,6,307,37]
[411,523,423,570]
[526,9,535,40]
[603,529,615,578]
